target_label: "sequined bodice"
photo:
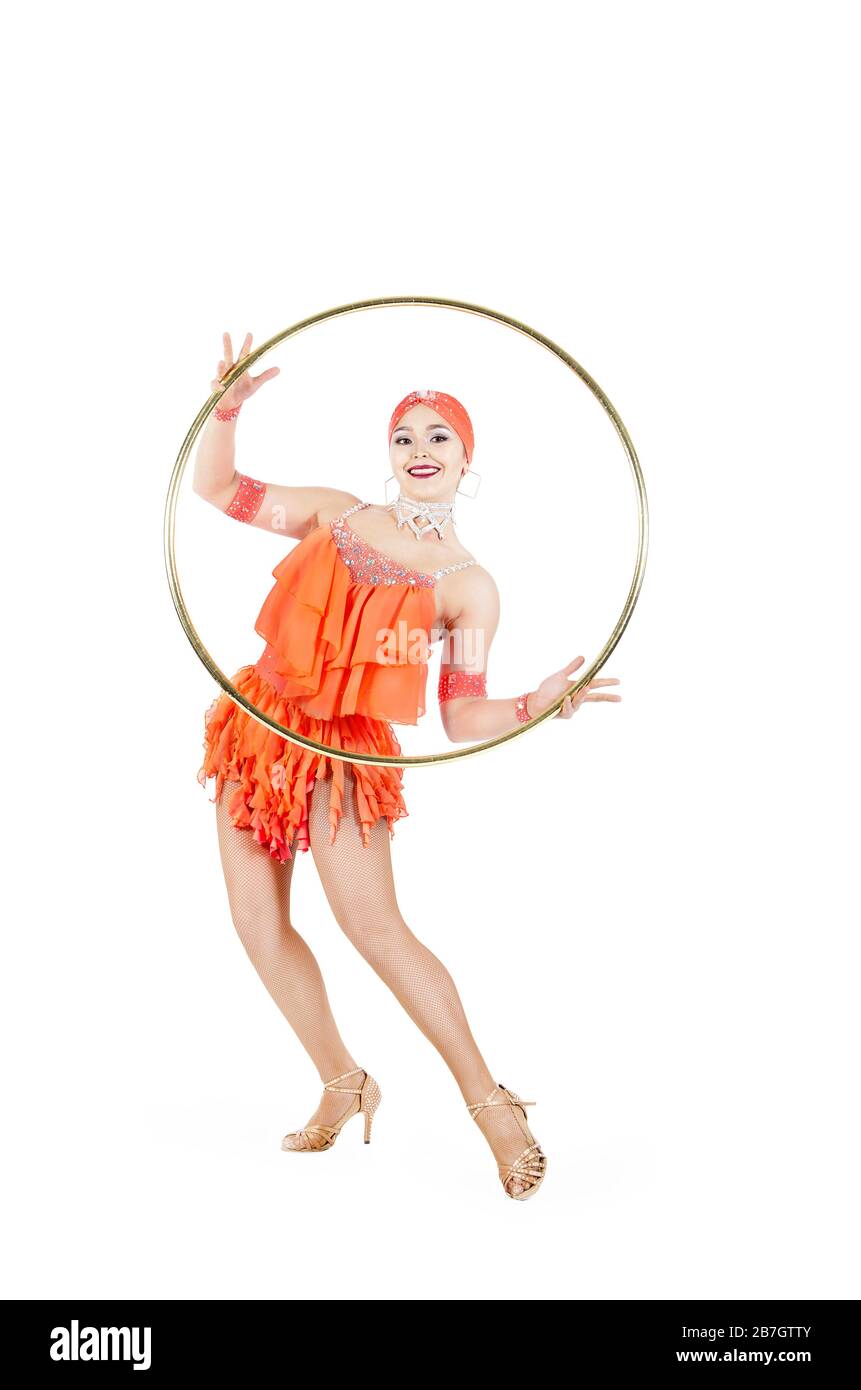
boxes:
[330,501,478,589]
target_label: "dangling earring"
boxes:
[383,474,400,504]
[456,467,481,499]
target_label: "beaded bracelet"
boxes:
[226,472,266,523]
[514,692,532,724]
[438,670,487,702]
[214,401,242,423]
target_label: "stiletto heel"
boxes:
[466,1082,549,1200]
[361,1075,381,1143]
[281,1067,382,1152]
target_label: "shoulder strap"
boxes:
[332,500,370,524]
[434,558,479,578]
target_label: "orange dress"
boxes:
[197,500,479,862]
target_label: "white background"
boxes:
[2,0,858,1301]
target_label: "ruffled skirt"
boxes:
[197,664,408,863]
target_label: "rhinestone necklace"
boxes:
[387,493,456,541]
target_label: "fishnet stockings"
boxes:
[215,765,542,1192]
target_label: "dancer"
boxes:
[194,332,622,1200]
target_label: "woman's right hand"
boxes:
[211,331,280,411]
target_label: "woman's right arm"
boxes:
[192,331,359,540]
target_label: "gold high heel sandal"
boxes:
[280,1067,382,1152]
[467,1083,549,1200]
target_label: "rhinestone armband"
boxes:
[514,691,532,724]
[214,402,242,422]
[438,670,487,702]
[226,472,266,523]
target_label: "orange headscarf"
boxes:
[388,389,474,465]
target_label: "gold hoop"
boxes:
[165,295,649,768]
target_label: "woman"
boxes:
[194,331,622,1200]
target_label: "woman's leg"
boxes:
[308,765,540,1188]
[215,780,366,1132]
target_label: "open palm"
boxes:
[211,331,280,410]
[533,655,622,720]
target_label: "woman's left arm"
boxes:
[438,569,622,744]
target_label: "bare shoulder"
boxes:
[313,490,365,528]
[442,563,499,625]
[451,563,498,596]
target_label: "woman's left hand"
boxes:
[531,655,622,720]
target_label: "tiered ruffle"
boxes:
[197,665,408,863]
[197,523,438,860]
[253,524,435,722]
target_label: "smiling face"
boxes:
[389,403,468,504]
